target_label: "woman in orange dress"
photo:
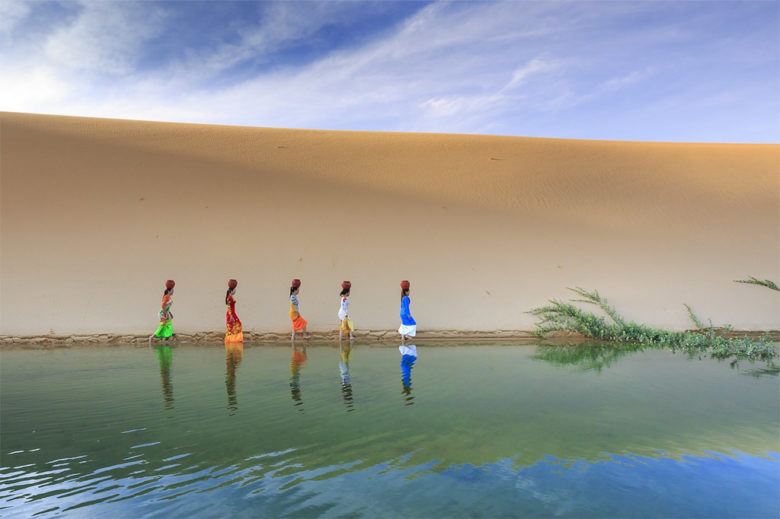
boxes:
[225,279,243,343]
[290,278,309,342]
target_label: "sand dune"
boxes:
[1,112,778,336]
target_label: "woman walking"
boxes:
[149,280,175,342]
[225,279,243,343]
[338,280,354,342]
[398,280,416,342]
[290,278,309,342]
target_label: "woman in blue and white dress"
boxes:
[398,280,416,341]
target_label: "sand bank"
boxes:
[2,330,778,348]
[1,112,778,336]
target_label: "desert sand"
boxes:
[1,112,778,337]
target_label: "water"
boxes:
[1,342,778,518]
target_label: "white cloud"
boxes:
[601,68,656,93]
[45,1,165,74]
[0,0,30,36]
[504,59,560,91]
[164,1,373,83]
[191,1,568,130]
[0,66,70,111]
[0,0,776,142]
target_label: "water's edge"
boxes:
[2,329,778,346]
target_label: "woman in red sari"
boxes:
[225,279,243,343]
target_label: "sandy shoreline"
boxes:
[0,330,539,345]
[2,329,778,347]
[2,112,778,336]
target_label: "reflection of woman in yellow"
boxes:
[290,344,307,408]
[339,341,354,409]
[225,342,243,413]
[154,344,174,409]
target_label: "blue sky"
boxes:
[1,0,778,142]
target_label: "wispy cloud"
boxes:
[44,1,167,74]
[0,0,30,36]
[1,0,777,142]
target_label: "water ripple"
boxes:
[1,344,777,518]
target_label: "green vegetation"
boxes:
[734,276,779,292]
[528,287,776,361]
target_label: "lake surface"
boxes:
[1,342,778,518]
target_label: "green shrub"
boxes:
[529,287,776,361]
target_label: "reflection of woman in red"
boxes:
[225,279,243,343]
[225,342,243,413]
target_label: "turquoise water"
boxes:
[1,342,778,518]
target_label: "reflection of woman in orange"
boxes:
[225,279,243,343]
[225,342,243,413]
[290,343,307,408]
[289,278,309,343]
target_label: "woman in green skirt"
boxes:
[150,280,175,342]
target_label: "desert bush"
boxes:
[529,287,775,361]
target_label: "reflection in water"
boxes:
[153,345,174,409]
[534,341,780,377]
[533,342,646,372]
[339,341,354,410]
[400,344,417,406]
[225,343,244,414]
[3,345,779,518]
[729,358,779,378]
[290,344,307,410]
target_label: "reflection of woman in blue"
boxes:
[400,344,417,405]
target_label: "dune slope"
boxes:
[1,112,778,335]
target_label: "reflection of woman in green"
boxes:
[154,345,174,408]
[225,343,243,413]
